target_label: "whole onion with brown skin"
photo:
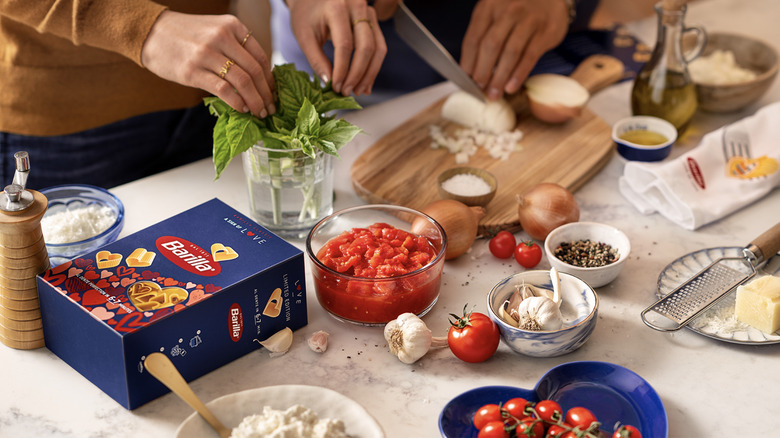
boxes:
[412,199,485,260]
[516,183,580,241]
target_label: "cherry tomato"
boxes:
[546,424,574,437]
[613,425,642,438]
[564,406,599,430]
[478,420,510,438]
[473,404,503,430]
[514,241,543,268]
[489,231,517,259]
[503,397,531,419]
[534,399,563,424]
[448,306,500,363]
[517,417,545,437]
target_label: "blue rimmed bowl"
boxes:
[40,184,124,266]
[486,270,598,357]
[439,361,668,438]
[612,115,677,162]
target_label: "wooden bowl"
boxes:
[686,32,779,112]
[437,167,497,207]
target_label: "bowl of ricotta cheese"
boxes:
[39,184,124,266]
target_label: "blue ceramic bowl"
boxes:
[438,361,668,438]
[612,115,677,162]
[40,184,124,266]
[486,270,598,357]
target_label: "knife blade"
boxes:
[393,3,486,101]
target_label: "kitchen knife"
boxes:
[393,3,486,101]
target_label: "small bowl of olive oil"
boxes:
[612,115,677,162]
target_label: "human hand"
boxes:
[461,0,570,100]
[287,0,387,96]
[141,11,276,118]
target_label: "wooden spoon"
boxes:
[144,352,232,438]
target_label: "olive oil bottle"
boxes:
[631,0,706,134]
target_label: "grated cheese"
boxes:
[41,204,117,244]
[429,124,523,164]
[689,49,758,85]
[230,405,348,438]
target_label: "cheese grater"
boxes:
[641,222,780,331]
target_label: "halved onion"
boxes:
[525,74,590,124]
[441,91,517,133]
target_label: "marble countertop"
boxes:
[3,0,779,436]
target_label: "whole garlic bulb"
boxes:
[384,313,447,364]
[516,296,563,331]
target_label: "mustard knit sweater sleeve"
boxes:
[0,0,230,136]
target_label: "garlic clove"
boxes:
[256,327,293,357]
[550,267,562,308]
[307,330,329,353]
[499,300,520,327]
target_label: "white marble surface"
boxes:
[3,0,779,436]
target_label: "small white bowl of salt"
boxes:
[40,184,124,266]
[437,167,497,207]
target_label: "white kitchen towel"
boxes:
[619,101,780,230]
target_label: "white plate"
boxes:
[176,385,385,438]
[657,247,780,344]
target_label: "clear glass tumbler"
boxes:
[241,144,334,239]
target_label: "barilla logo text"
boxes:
[156,236,221,276]
[686,157,706,190]
[229,303,243,342]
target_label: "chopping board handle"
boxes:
[570,54,626,94]
[747,221,780,263]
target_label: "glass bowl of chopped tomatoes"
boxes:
[306,204,447,325]
[40,184,124,267]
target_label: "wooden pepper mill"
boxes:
[0,151,49,350]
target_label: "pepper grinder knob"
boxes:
[1,151,34,212]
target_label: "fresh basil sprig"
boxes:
[205,63,363,179]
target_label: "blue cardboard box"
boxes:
[37,198,307,409]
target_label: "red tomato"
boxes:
[564,406,599,430]
[489,231,517,259]
[517,418,545,437]
[534,399,563,424]
[546,424,574,437]
[503,397,531,419]
[613,425,642,438]
[448,306,500,363]
[514,241,543,268]
[478,420,510,438]
[473,404,503,430]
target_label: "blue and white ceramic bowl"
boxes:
[486,270,598,357]
[612,115,677,162]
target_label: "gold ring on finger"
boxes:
[241,31,253,47]
[352,18,372,28]
[219,59,235,79]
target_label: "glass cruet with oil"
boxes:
[631,0,707,134]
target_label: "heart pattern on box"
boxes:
[40,256,220,334]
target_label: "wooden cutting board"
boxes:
[350,55,625,235]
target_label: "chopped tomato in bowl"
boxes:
[306,205,447,325]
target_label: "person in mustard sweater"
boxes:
[0,0,387,189]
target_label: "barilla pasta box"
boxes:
[36,198,307,409]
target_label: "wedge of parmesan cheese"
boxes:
[734,275,780,334]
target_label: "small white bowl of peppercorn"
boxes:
[543,222,630,288]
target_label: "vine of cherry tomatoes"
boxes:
[472,397,642,438]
